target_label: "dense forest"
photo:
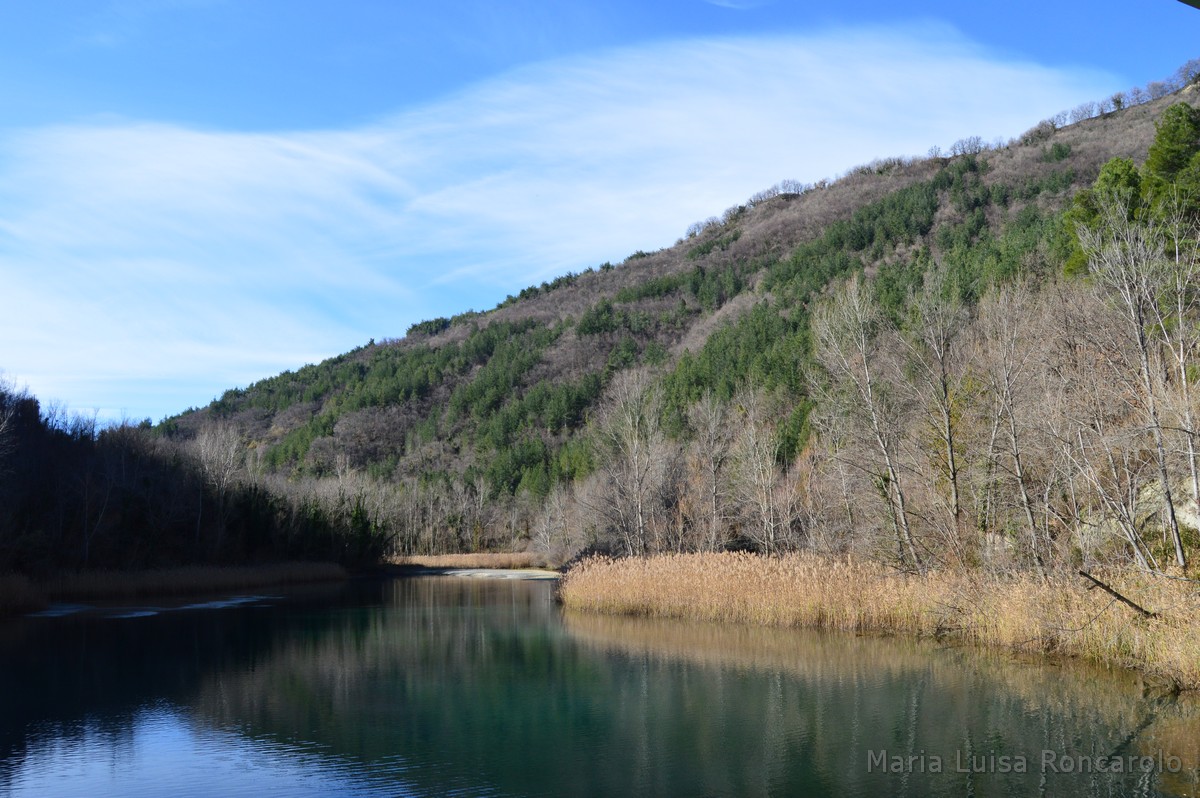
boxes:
[2,59,1200,576]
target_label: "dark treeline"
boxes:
[0,385,387,575]
[3,63,1200,577]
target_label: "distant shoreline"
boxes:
[0,555,560,617]
[380,553,560,581]
[433,567,559,580]
[386,552,554,571]
[0,561,348,616]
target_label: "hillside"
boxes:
[169,86,1183,485]
[3,65,1200,576]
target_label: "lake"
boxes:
[1,575,1197,797]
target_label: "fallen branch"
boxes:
[1078,571,1158,619]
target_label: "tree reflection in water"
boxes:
[0,576,1197,797]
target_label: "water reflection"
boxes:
[8,705,410,798]
[0,576,1196,797]
[565,612,1200,797]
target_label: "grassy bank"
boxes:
[0,562,347,616]
[559,552,1200,689]
[388,552,550,570]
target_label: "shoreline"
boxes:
[558,552,1200,690]
[1,555,556,617]
[437,567,559,580]
[0,561,348,616]
[386,552,553,570]
[375,559,560,581]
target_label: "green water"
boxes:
[0,576,1196,797]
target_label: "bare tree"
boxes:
[1151,195,1200,516]
[1078,196,1187,568]
[686,391,731,551]
[950,136,985,156]
[731,390,788,554]
[444,475,493,552]
[193,420,244,554]
[649,442,688,553]
[975,282,1057,575]
[1147,81,1171,100]
[901,262,971,561]
[0,376,19,475]
[1176,58,1200,88]
[1048,280,1159,570]
[812,275,922,570]
[531,485,567,559]
[589,369,667,556]
[449,478,472,552]
[1061,393,1158,572]
[386,476,426,556]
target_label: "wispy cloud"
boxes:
[0,25,1115,421]
[703,0,775,9]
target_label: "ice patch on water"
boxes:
[176,595,276,611]
[26,604,91,618]
[443,569,558,581]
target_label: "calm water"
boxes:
[1,576,1197,798]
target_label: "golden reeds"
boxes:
[559,552,1200,688]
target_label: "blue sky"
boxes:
[1,0,1197,423]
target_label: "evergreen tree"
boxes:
[1143,102,1200,210]
[1145,102,1200,185]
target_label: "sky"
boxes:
[0,1,1197,424]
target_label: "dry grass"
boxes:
[388,552,550,570]
[559,552,1200,688]
[41,562,347,601]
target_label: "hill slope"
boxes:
[4,69,1199,576]
[171,87,1182,486]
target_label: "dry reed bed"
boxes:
[389,552,548,570]
[559,552,1200,688]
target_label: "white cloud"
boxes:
[703,0,774,9]
[0,25,1116,421]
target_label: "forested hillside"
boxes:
[3,61,1199,575]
